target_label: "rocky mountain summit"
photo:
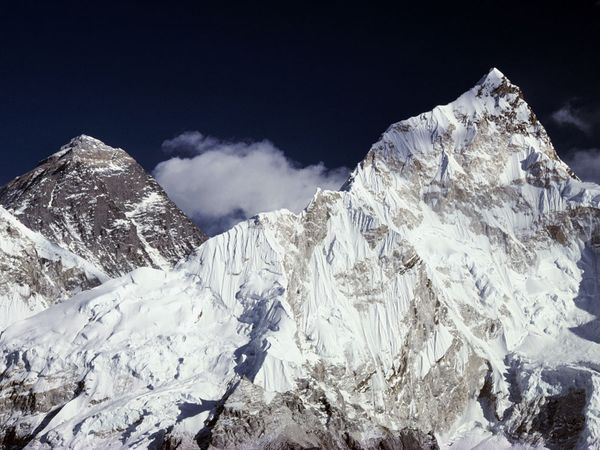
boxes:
[0,135,207,277]
[1,69,600,449]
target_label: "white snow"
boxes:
[0,206,108,330]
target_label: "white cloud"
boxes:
[154,132,350,235]
[563,149,600,184]
[551,103,592,135]
[161,131,222,155]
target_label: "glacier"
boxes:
[1,68,600,449]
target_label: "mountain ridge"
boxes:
[1,69,600,449]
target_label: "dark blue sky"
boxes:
[1,1,599,185]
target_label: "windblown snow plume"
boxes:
[154,132,349,234]
[551,102,593,135]
[564,148,600,184]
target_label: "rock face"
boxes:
[1,69,600,449]
[0,135,207,277]
[200,379,440,450]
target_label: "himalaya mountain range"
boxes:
[1,69,599,449]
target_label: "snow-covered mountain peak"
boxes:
[475,67,512,93]
[345,69,574,213]
[478,66,505,82]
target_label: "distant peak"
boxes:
[67,134,107,148]
[50,135,116,159]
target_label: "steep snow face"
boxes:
[0,218,300,448]
[0,135,207,277]
[0,206,107,330]
[2,69,600,449]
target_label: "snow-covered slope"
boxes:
[2,69,600,449]
[0,135,207,277]
[0,206,107,330]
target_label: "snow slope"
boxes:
[2,68,600,449]
[0,206,107,330]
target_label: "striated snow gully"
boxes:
[1,68,600,449]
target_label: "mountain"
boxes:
[0,206,107,330]
[2,69,600,449]
[0,135,207,277]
